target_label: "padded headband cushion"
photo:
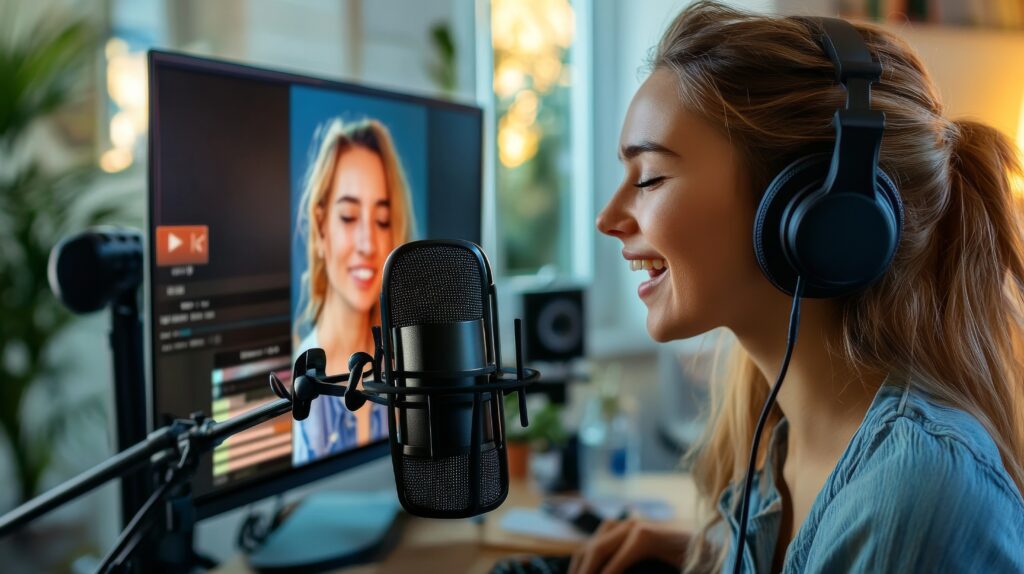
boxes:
[753,153,903,298]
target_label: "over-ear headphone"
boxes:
[753,17,904,299]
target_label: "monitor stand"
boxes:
[245,490,402,573]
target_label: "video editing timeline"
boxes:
[152,210,295,493]
[153,256,295,491]
[154,269,290,356]
[210,345,292,486]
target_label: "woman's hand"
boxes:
[568,518,690,574]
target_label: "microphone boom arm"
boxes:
[0,390,295,572]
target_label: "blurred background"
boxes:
[1,0,1022,571]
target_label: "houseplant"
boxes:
[0,7,123,507]
[504,394,567,480]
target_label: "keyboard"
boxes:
[490,554,679,574]
[490,555,570,574]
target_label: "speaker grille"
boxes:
[400,447,503,513]
[387,244,483,328]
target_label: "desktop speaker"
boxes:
[522,288,585,363]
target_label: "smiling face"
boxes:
[317,145,393,315]
[596,68,770,342]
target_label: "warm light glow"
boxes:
[105,37,128,60]
[546,0,575,49]
[1016,94,1024,197]
[498,116,540,168]
[516,21,546,56]
[532,54,562,92]
[107,53,147,111]
[491,0,575,169]
[100,148,133,173]
[101,37,147,173]
[109,111,136,148]
[508,90,539,126]
[491,1,527,51]
[494,61,526,99]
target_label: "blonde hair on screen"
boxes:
[295,118,415,338]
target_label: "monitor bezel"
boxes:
[146,49,483,519]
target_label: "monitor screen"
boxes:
[147,51,482,517]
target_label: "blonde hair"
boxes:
[648,3,1024,572]
[295,118,416,337]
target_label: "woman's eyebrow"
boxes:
[337,196,390,207]
[617,140,680,162]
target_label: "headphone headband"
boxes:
[818,18,882,83]
[753,17,903,298]
[816,18,886,202]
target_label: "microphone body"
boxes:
[287,240,537,519]
[380,240,509,518]
[394,319,495,457]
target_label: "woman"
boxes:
[292,118,415,465]
[572,2,1024,573]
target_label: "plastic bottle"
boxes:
[578,387,639,500]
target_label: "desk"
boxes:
[217,473,698,574]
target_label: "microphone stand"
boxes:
[0,394,294,573]
[108,276,149,530]
[0,320,539,571]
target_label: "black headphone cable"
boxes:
[731,275,805,574]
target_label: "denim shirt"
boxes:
[718,375,1024,573]
[292,329,388,465]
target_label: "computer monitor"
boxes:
[146,50,483,519]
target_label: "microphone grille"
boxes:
[386,243,484,328]
[400,448,505,514]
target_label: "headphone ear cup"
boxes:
[877,168,904,234]
[754,153,903,298]
[754,154,829,296]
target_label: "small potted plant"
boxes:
[504,394,532,479]
[504,394,567,481]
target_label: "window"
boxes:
[489,0,591,279]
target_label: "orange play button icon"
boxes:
[156,225,209,266]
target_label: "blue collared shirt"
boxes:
[718,376,1024,573]
[292,329,387,465]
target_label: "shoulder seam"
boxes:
[896,379,910,415]
[889,413,1024,511]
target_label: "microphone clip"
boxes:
[269,319,538,428]
[268,347,374,421]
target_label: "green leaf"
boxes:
[0,6,112,502]
[0,14,98,147]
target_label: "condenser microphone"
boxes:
[379,240,511,518]
[284,239,539,519]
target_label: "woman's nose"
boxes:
[355,218,376,255]
[596,194,637,239]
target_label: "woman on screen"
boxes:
[293,118,415,465]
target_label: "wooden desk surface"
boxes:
[217,473,697,574]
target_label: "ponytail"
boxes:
[936,119,1024,491]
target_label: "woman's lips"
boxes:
[348,265,377,290]
[627,256,668,299]
[638,266,669,299]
